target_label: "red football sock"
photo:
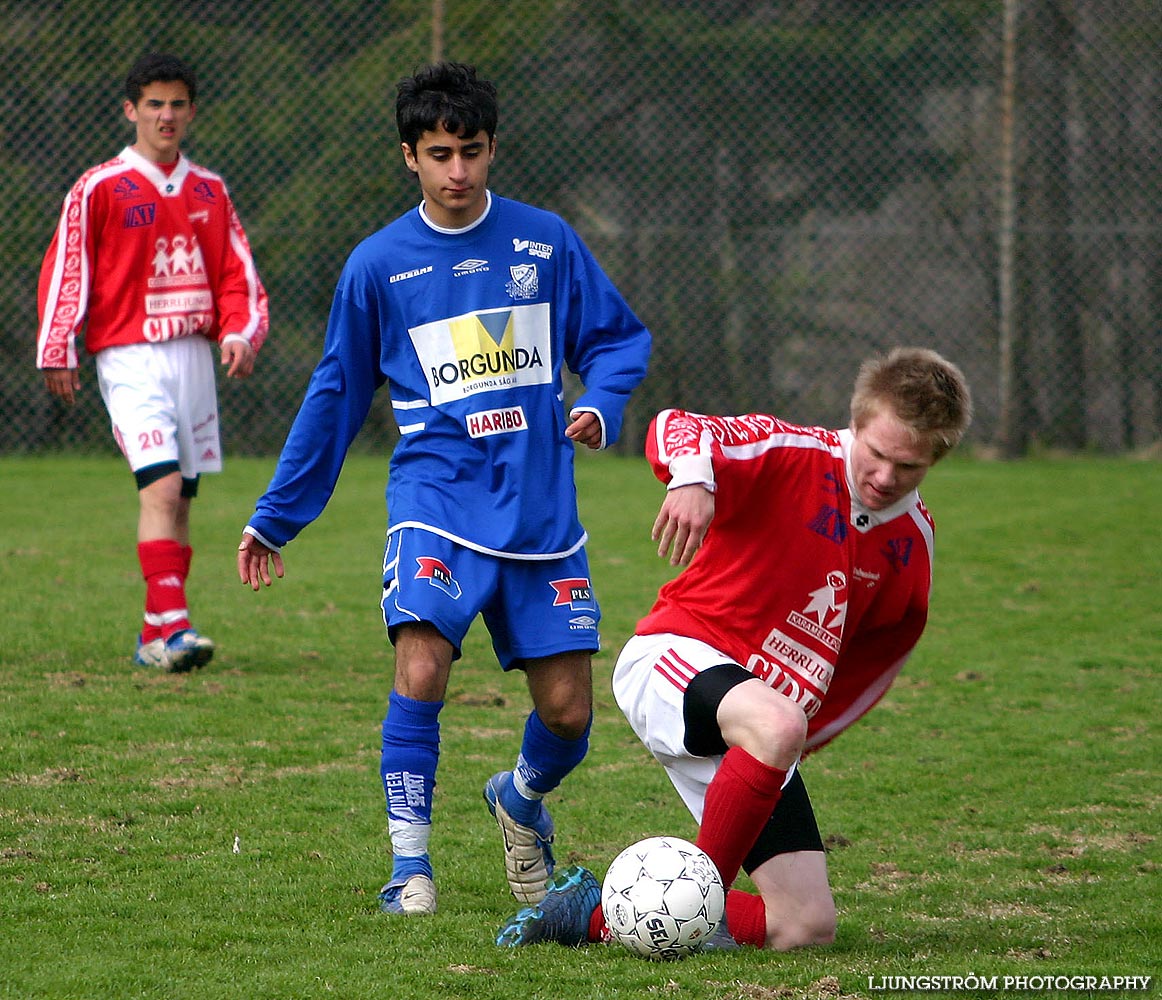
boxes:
[138,539,191,641]
[696,746,787,889]
[725,888,768,947]
[588,902,611,943]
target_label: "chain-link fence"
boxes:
[2,0,1159,459]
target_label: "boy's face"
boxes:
[849,407,936,510]
[124,80,194,163]
[401,124,495,229]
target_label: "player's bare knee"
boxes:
[719,684,807,766]
[392,624,453,700]
[139,475,184,517]
[533,695,592,740]
[524,652,593,738]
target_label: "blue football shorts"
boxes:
[380,527,601,669]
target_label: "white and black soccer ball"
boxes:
[601,835,725,960]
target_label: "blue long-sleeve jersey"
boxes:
[248,193,651,558]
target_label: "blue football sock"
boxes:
[381,690,442,881]
[388,853,433,884]
[505,709,592,823]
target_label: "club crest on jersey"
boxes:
[506,263,538,300]
[549,577,595,612]
[193,181,216,204]
[414,557,462,599]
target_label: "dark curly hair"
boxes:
[125,53,197,105]
[396,62,497,150]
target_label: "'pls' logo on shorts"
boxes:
[550,577,594,612]
[415,557,462,599]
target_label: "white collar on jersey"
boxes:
[838,427,920,532]
[418,189,493,235]
[119,145,190,195]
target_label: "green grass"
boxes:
[1,453,1159,999]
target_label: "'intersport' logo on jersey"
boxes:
[513,237,553,259]
[410,303,552,405]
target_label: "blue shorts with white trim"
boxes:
[381,527,601,669]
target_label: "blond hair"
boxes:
[850,347,972,461]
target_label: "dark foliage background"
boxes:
[3,0,1159,457]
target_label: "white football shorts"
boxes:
[612,632,796,824]
[96,337,222,478]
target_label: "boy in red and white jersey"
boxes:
[497,347,972,952]
[36,53,269,672]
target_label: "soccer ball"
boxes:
[601,836,725,960]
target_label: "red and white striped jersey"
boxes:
[37,146,268,369]
[638,408,936,752]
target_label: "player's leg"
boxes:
[97,345,178,666]
[134,467,196,659]
[174,480,196,638]
[378,530,481,915]
[482,552,598,904]
[100,340,216,671]
[716,764,835,949]
[685,665,806,890]
[523,648,594,740]
[159,335,221,663]
[378,621,454,915]
[164,336,223,668]
[744,849,836,949]
[500,633,701,949]
[138,470,190,544]
[484,649,593,901]
[136,468,214,671]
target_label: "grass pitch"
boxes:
[1,452,1158,999]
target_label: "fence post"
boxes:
[997,0,1020,457]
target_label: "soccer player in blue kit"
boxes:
[237,62,651,915]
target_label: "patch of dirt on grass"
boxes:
[707,976,862,1000]
[1032,824,1156,858]
[5,766,86,786]
[855,861,919,893]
